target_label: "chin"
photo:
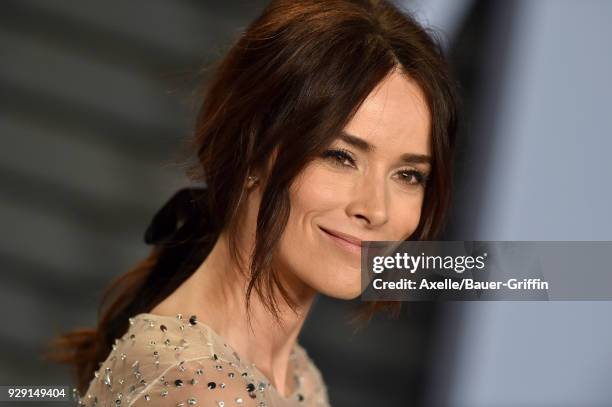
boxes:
[315,281,363,300]
[333,290,362,301]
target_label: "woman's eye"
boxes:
[397,169,428,186]
[321,148,355,167]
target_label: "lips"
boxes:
[318,226,363,248]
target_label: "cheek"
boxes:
[274,166,329,255]
[290,163,350,210]
[273,165,359,290]
[390,194,424,240]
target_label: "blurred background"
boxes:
[1,0,611,406]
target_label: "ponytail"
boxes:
[44,187,217,396]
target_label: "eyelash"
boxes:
[321,148,429,186]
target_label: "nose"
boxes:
[345,175,389,228]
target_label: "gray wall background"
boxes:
[0,0,264,397]
[427,1,612,406]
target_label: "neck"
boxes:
[151,230,317,397]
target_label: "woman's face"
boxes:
[274,68,432,301]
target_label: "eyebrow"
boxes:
[339,131,432,165]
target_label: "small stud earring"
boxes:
[247,175,259,185]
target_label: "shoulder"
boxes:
[126,314,267,405]
[294,342,331,406]
[129,356,264,406]
[83,314,264,406]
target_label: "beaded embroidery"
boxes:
[75,313,330,406]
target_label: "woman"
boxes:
[47,0,459,405]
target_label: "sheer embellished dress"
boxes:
[80,313,330,407]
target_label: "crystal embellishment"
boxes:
[103,368,112,387]
[80,313,327,406]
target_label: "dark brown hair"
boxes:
[46,0,460,396]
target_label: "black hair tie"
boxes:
[144,186,212,246]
